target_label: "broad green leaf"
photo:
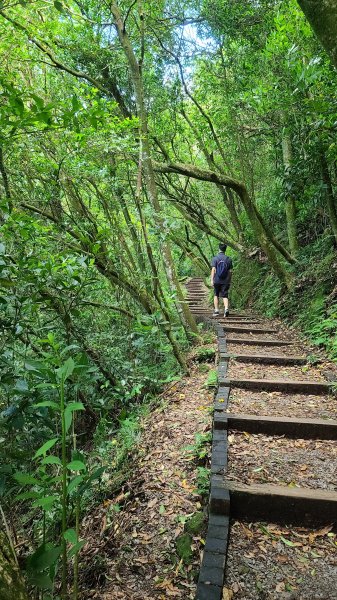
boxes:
[13,472,41,486]
[41,455,62,466]
[28,572,53,590]
[28,543,62,571]
[15,491,40,500]
[81,466,105,489]
[67,474,84,494]
[56,357,75,382]
[32,495,58,510]
[35,401,59,410]
[65,401,85,413]
[34,438,58,459]
[54,0,64,11]
[64,528,77,544]
[67,460,86,471]
[65,409,72,433]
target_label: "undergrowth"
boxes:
[232,239,337,361]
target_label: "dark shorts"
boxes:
[214,283,230,298]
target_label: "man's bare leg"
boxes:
[213,295,219,314]
[223,297,229,316]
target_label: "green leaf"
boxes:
[0,278,15,288]
[54,0,64,11]
[77,466,105,494]
[65,409,72,433]
[13,472,41,486]
[67,460,86,471]
[15,491,40,500]
[65,401,85,413]
[41,455,62,466]
[35,401,59,410]
[68,540,85,559]
[28,543,62,571]
[56,357,75,382]
[34,438,58,459]
[67,474,84,494]
[281,536,295,547]
[64,528,77,544]
[32,495,58,510]
[28,572,53,590]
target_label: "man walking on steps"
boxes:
[210,243,233,317]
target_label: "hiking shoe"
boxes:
[224,309,229,318]
[213,310,219,317]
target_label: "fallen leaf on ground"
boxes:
[275,581,285,592]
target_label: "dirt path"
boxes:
[81,359,215,600]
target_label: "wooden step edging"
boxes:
[225,481,337,525]
[220,352,306,365]
[226,337,293,346]
[221,377,332,395]
[222,412,337,439]
[222,325,277,334]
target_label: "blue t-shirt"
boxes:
[211,252,233,284]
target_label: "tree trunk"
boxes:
[241,190,293,289]
[155,160,293,288]
[281,123,299,254]
[321,151,337,244]
[181,109,244,243]
[111,2,198,339]
[297,0,337,69]
[0,531,28,600]
[223,188,244,243]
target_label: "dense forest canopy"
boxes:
[1,0,337,597]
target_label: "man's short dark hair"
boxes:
[219,243,227,252]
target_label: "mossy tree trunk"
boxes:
[297,0,337,69]
[321,151,337,245]
[0,531,28,600]
[281,123,299,255]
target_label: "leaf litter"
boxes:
[79,352,215,599]
[228,388,337,420]
[225,520,337,599]
[226,432,337,490]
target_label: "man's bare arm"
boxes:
[211,266,216,286]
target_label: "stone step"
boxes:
[226,413,337,439]
[223,377,332,395]
[226,337,292,346]
[220,352,306,365]
[224,481,337,525]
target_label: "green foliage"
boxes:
[185,431,212,462]
[194,347,216,362]
[204,369,218,388]
[184,511,205,535]
[195,467,210,498]
[175,532,193,563]
[234,243,337,360]
[1,0,337,594]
